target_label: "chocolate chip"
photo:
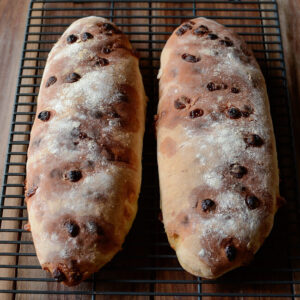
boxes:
[182,53,200,63]
[53,268,66,282]
[174,99,186,110]
[81,32,93,41]
[227,107,241,119]
[246,195,260,209]
[208,33,218,40]
[103,23,115,32]
[79,132,87,139]
[230,163,247,178]
[241,105,253,117]
[66,73,81,83]
[201,199,215,212]
[244,134,264,147]
[26,186,37,198]
[193,25,209,35]
[207,82,216,91]
[38,111,50,121]
[176,23,192,36]
[46,76,57,88]
[94,57,109,67]
[65,220,80,237]
[90,110,103,119]
[67,34,77,44]
[64,170,82,182]
[231,87,240,93]
[102,47,111,54]
[225,245,236,261]
[189,108,204,119]
[182,215,189,225]
[219,37,234,47]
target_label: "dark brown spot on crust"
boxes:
[53,268,66,282]
[46,76,57,88]
[227,107,242,119]
[246,195,260,209]
[182,53,200,63]
[67,34,77,44]
[94,56,109,67]
[230,163,247,178]
[244,134,264,147]
[208,33,218,40]
[200,199,215,212]
[81,32,93,41]
[64,170,82,182]
[65,73,81,83]
[225,245,236,261]
[38,111,51,121]
[193,25,209,35]
[176,23,193,36]
[64,220,80,237]
[98,22,121,35]
[189,108,204,119]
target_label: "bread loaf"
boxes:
[157,17,282,278]
[25,16,146,286]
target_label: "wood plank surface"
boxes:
[0,0,299,299]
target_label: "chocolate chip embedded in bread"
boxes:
[246,195,260,209]
[67,34,77,44]
[241,105,253,117]
[201,199,215,212]
[102,47,112,54]
[231,87,240,93]
[38,111,51,121]
[94,56,109,67]
[174,99,186,110]
[64,220,80,237]
[176,23,193,36]
[53,268,66,282]
[81,32,93,41]
[207,82,227,91]
[193,25,209,35]
[219,37,234,47]
[244,134,264,147]
[227,107,242,119]
[230,163,247,178]
[45,76,57,88]
[208,33,218,40]
[64,170,82,182]
[181,53,200,63]
[225,245,236,261]
[189,108,204,119]
[26,186,38,198]
[65,72,81,83]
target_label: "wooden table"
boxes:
[0,0,299,299]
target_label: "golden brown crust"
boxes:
[25,16,146,286]
[157,17,280,279]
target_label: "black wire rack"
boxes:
[0,0,299,299]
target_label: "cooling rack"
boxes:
[0,0,299,299]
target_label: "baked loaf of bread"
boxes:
[25,16,146,286]
[157,17,282,278]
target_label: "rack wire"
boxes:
[0,0,299,298]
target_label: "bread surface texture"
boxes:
[157,17,280,279]
[25,16,146,286]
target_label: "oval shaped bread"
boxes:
[157,17,282,279]
[25,16,146,286]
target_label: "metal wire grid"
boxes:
[0,0,298,298]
